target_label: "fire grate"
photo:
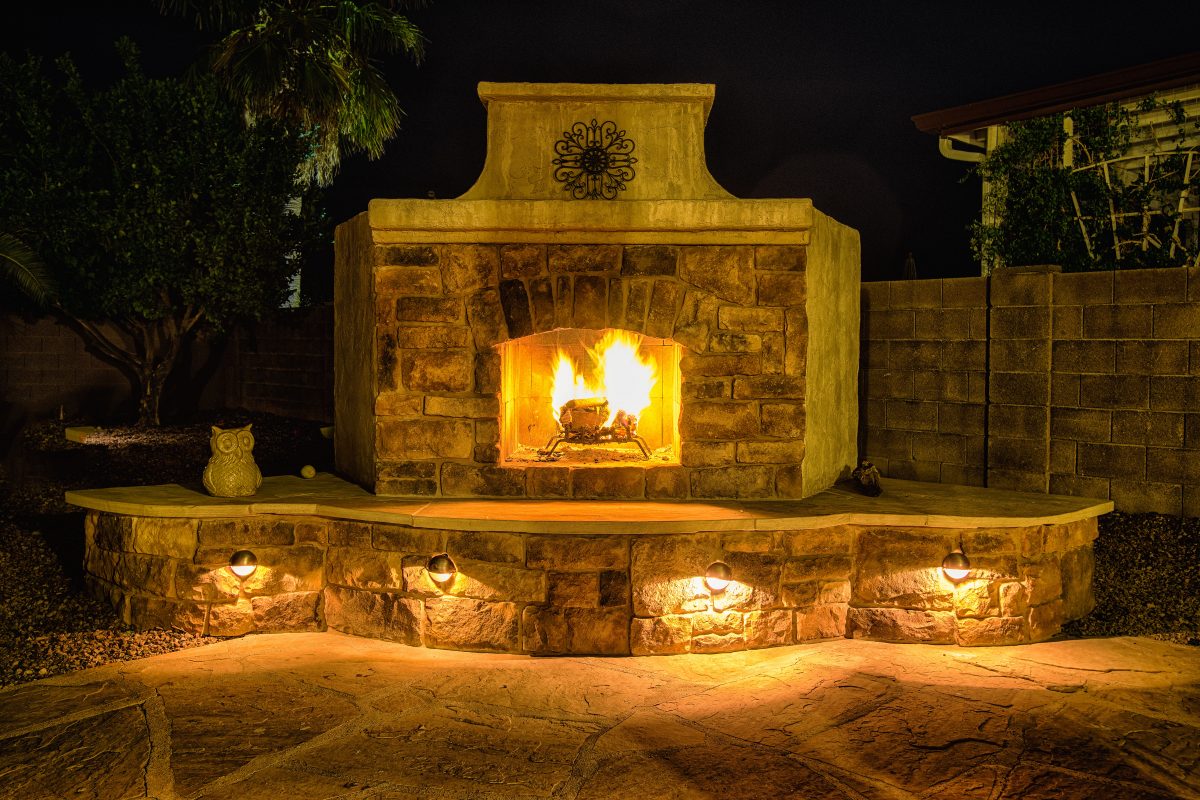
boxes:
[539,397,652,459]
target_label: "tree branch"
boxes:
[58,311,140,383]
[181,304,206,334]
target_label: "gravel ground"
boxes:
[1063,511,1200,647]
[0,411,331,688]
[0,515,214,687]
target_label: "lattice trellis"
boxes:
[1069,148,1199,267]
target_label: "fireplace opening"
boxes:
[499,329,682,465]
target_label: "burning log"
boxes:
[541,331,658,460]
[611,409,638,442]
[559,397,609,436]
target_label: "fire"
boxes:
[550,330,657,427]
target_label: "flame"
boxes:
[550,330,658,427]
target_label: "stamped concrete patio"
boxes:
[1,633,1198,799]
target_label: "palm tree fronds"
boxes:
[159,0,261,31]
[168,0,425,186]
[0,232,58,308]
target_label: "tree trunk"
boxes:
[134,359,174,427]
[132,317,187,427]
[60,308,200,427]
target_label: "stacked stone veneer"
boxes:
[862,266,1200,514]
[344,237,817,500]
[83,513,326,636]
[83,509,1097,651]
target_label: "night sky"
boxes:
[6,2,1198,282]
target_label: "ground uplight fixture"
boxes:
[229,550,258,578]
[941,547,970,581]
[427,553,457,583]
[705,561,733,593]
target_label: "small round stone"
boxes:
[300,465,317,479]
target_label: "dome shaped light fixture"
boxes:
[229,550,258,578]
[426,553,457,583]
[941,548,970,581]
[705,561,733,593]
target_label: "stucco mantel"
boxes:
[364,82,819,244]
[364,198,815,245]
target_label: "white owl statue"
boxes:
[202,424,263,497]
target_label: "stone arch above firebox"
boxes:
[462,243,805,355]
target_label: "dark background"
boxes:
[5,2,1197,282]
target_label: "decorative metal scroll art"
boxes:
[539,398,651,459]
[552,120,637,199]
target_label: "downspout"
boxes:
[937,133,991,483]
[937,130,1000,275]
[938,135,986,163]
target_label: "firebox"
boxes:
[334,82,861,500]
[499,329,682,465]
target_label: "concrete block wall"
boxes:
[988,269,1054,492]
[0,306,334,457]
[224,305,334,423]
[0,313,130,426]
[860,276,988,487]
[862,266,1200,515]
[0,314,131,460]
[1048,269,1199,514]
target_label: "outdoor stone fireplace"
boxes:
[334,82,860,500]
[66,82,1110,655]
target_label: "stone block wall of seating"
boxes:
[82,509,1098,651]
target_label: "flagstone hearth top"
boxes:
[66,474,1113,533]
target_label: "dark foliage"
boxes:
[160,0,426,186]
[972,99,1200,272]
[0,42,324,424]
